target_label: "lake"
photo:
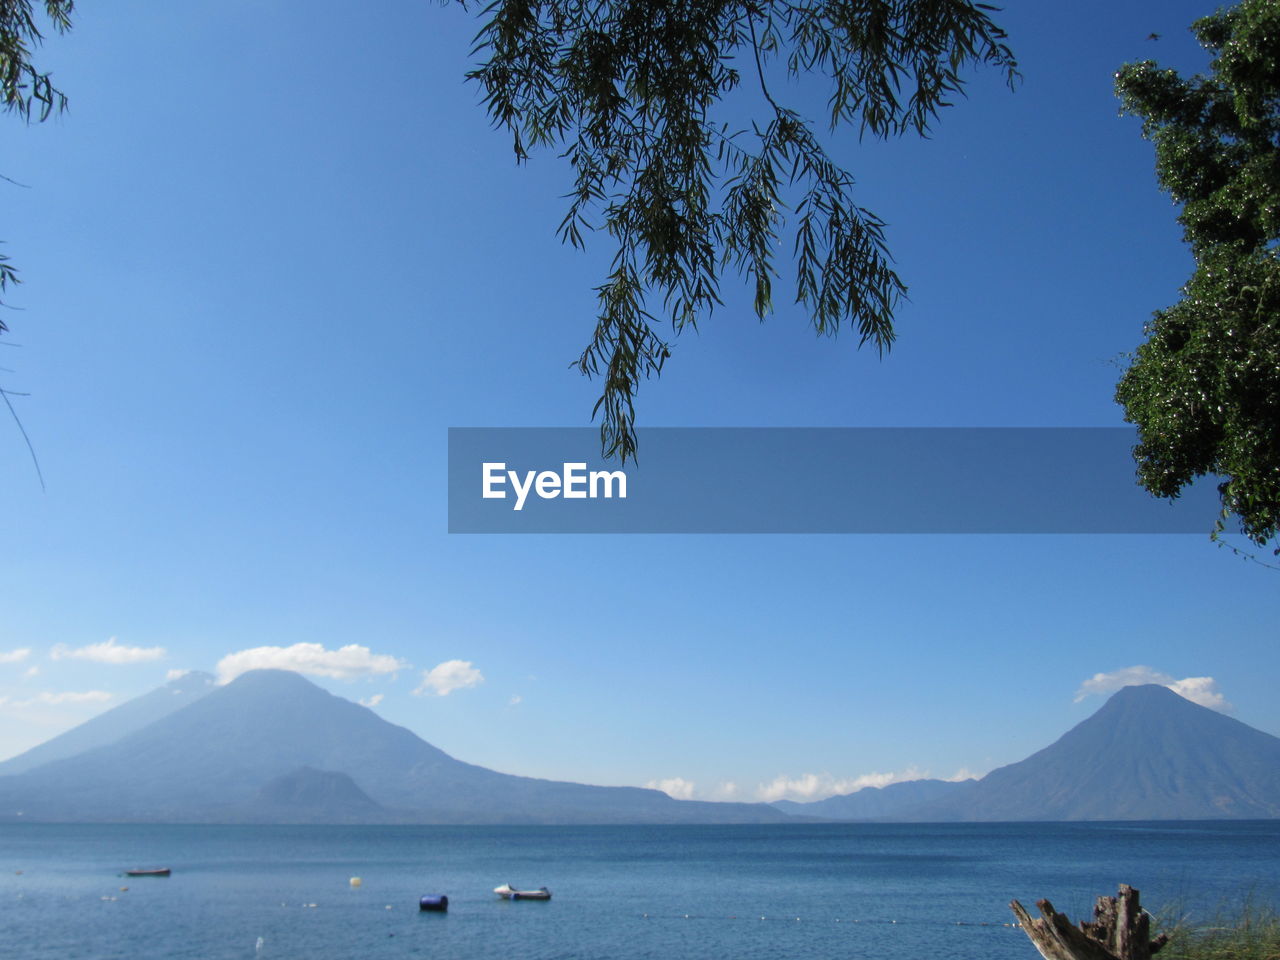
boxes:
[4,821,1279,959]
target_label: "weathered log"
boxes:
[1011,886,1169,960]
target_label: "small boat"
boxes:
[124,868,171,877]
[494,883,551,900]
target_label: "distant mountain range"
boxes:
[777,685,1280,821]
[1,673,1276,823]
[0,669,788,824]
[773,777,977,820]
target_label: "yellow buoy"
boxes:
[349,877,362,888]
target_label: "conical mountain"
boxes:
[0,669,787,824]
[917,684,1280,820]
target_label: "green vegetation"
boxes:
[1115,0,1280,550]
[465,0,1016,459]
[1158,901,1280,960]
[1,0,75,321]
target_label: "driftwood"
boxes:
[1011,885,1170,960]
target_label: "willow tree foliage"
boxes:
[1,0,71,482]
[465,0,1017,458]
[0,0,73,327]
[1115,0,1280,548]
[1,0,71,312]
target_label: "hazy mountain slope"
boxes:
[0,669,788,824]
[915,685,1280,821]
[0,671,215,776]
[244,766,388,822]
[773,778,977,820]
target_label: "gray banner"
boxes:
[447,427,1220,534]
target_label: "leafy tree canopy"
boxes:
[1115,0,1280,548]
[1,0,71,482]
[0,0,73,328]
[465,0,1016,459]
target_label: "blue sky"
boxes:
[1,0,1277,803]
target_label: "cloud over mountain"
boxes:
[1075,666,1232,712]
[216,643,405,683]
[645,777,696,799]
[756,767,928,802]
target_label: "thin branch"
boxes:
[747,11,784,116]
[0,385,44,491]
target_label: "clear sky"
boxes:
[2,1,1277,804]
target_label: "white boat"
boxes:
[494,883,551,900]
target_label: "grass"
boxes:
[1155,902,1280,960]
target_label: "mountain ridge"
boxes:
[0,669,789,824]
[777,685,1280,822]
[4,676,1277,824]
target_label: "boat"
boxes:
[494,883,551,900]
[124,868,171,877]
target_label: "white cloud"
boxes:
[359,694,384,708]
[1074,666,1233,713]
[216,643,406,684]
[165,669,190,682]
[51,637,166,665]
[756,767,928,803]
[23,665,39,679]
[1075,665,1168,699]
[945,767,980,782]
[2,690,114,707]
[710,781,739,800]
[1167,676,1232,712]
[508,694,522,706]
[0,648,31,664]
[646,777,696,800]
[413,660,484,697]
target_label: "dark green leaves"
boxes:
[0,0,74,326]
[466,0,1016,459]
[1116,0,1280,547]
[1,0,72,122]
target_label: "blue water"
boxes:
[4,821,1279,959]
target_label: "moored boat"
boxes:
[124,867,171,877]
[494,883,551,900]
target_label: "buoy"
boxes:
[349,877,362,888]
[419,895,448,912]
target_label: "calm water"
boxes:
[4,821,1279,960]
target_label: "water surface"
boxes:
[4,821,1278,959]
